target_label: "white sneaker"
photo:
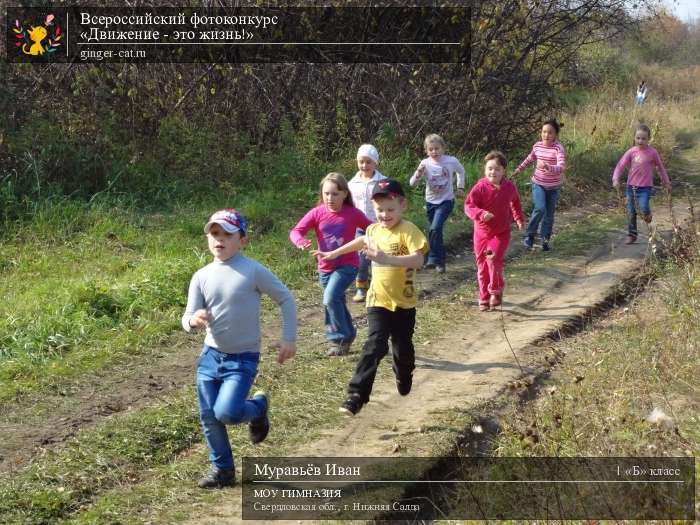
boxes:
[352,289,366,303]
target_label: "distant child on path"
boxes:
[513,118,566,252]
[465,151,524,311]
[409,134,465,273]
[636,81,648,105]
[183,209,297,489]
[348,144,386,303]
[290,173,372,356]
[612,124,671,244]
[312,179,428,416]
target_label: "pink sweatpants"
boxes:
[473,229,511,303]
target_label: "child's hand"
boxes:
[190,309,212,329]
[613,181,620,189]
[297,239,313,250]
[277,341,296,364]
[537,160,550,171]
[482,211,494,222]
[311,249,337,260]
[364,237,388,264]
[416,165,426,178]
[663,182,672,193]
[516,221,524,230]
[456,187,465,198]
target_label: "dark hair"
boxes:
[543,118,562,135]
[317,172,354,207]
[635,124,651,138]
[484,150,507,169]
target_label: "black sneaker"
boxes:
[542,239,551,252]
[249,391,270,444]
[339,393,363,416]
[523,235,535,249]
[198,467,235,489]
[396,375,412,396]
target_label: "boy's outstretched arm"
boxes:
[311,235,366,260]
[364,236,424,269]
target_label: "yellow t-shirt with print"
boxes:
[366,220,428,311]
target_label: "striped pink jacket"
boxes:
[514,141,566,189]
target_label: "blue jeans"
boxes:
[196,345,265,470]
[319,265,358,344]
[426,199,454,265]
[626,185,652,236]
[527,184,559,240]
[356,229,370,288]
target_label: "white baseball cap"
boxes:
[204,209,247,235]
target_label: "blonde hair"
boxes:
[424,133,446,152]
[317,172,354,207]
[484,150,507,170]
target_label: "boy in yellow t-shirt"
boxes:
[313,179,428,415]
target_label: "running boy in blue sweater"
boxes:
[183,209,297,488]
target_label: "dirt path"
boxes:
[186,150,700,524]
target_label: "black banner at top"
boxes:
[6,6,471,63]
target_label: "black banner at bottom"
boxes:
[242,457,695,520]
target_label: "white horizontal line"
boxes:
[77,42,462,45]
[252,479,685,484]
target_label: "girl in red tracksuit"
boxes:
[465,151,525,311]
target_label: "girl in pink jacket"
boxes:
[612,124,671,244]
[465,151,525,311]
[290,173,372,356]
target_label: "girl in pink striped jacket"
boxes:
[512,119,566,252]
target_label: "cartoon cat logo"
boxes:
[13,14,62,57]
[25,25,48,55]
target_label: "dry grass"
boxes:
[637,63,700,99]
